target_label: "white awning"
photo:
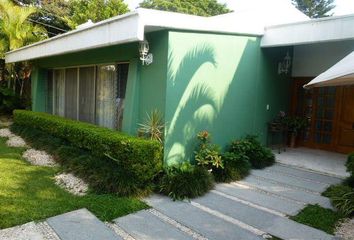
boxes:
[304,51,354,89]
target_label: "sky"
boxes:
[125,0,354,16]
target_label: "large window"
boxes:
[46,63,129,130]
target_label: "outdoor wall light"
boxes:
[278,51,291,75]
[139,40,153,65]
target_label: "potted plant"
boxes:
[284,116,308,148]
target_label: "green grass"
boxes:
[0,137,148,229]
[290,204,343,234]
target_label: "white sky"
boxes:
[125,0,354,16]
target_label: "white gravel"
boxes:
[55,173,89,196]
[335,218,354,240]
[0,128,14,138]
[23,149,57,167]
[0,221,60,240]
[6,135,27,148]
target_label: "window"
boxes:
[46,63,129,130]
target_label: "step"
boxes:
[145,195,263,240]
[215,183,304,216]
[114,210,194,240]
[239,176,333,209]
[193,192,335,240]
[251,169,329,193]
[268,164,343,185]
[47,208,121,240]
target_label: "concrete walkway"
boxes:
[0,163,343,240]
[274,147,349,178]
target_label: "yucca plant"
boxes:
[138,109,165,143]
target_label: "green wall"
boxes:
[31,31,169,135]
[164,31,291,165]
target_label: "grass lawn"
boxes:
[290,204,343,234]
[0,137,148,229]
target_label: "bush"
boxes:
[160,163,214,200]
[12,110,163,196]
[323,184,354,217]
[0,87,24,114]
[230,135,275,169]
[213,152,251,182]
[194,131,223,169]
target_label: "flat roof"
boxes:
[5,5,308,63]
[261,13,354,47]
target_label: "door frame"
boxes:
[291,78,344,153]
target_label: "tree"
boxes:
[139,0,231,17]
[12,0,72,37]
[65,0,129,29]
[0,0,46,95]
[292,0,335,18]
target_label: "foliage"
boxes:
[290,204,343,234]
[12,110,163,195]
[346,153,354,187]
[230,135,275,169]
[12,0,71,37]
[291,0,335,18]
[140,0,231,16]
[323,184,354,217]
[194,131,223,169]
[0,137,147,229]
[138,109,165,143]
[283,116,308,135]
[159,162,214,200]
[65,0,129,29]
[0,86,26,114]
[212,152,251,183]
[0,0,47,56]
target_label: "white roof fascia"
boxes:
[261,14,354,47]
[5,9,265,63]
[5,12,143,63]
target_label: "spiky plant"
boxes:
[138,109,165,143]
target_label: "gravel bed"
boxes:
[0,221,59,240]
[6,135,27,148]
[335,218,354,240]
[0,128,14,138]
[55,173,89,196]
[23,149,57,167]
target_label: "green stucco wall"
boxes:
[31,31,169,135]
[164,31,291,165]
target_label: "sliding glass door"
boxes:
[79,67,96,124]
[46,63,129,130]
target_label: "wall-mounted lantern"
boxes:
[139,40,153,65]
[278,51,291,75]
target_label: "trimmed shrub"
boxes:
[12,110,163,195]
[213,152,251,182]
[230,135,275,169]
[160,163,214,200]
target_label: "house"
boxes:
[5,3,354,165]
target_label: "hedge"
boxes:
[13,110,163,194]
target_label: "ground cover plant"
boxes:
[0,137,147,229]
[12,110,163,196]
[290,204,343,234]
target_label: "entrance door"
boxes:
[292,78,354,154]
[335,86,354,153]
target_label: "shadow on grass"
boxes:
[0,144,147,229]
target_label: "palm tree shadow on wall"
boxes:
[165,44,219,165]
[164,39,285,166]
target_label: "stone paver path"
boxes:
[0,163,343,240]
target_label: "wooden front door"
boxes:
[335,86,354,153]
[292,78,354,154]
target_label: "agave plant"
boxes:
[138,109,165,143]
